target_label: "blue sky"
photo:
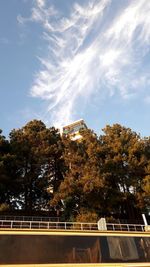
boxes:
[0,0,150,137]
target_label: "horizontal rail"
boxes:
[0,220,147,232]
[0,220,98,231]
[0,215,59,222]
[107,223,145,232]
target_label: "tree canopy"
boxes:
[0,121,149,221]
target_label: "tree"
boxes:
[0,121,149,220]
[139,137,150,214]
[9,120,64,213]
[99,124,146,219]
[0,129,16,208]
[51,129,106,220]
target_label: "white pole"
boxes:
[142,214,148,226]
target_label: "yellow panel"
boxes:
[0,229,150,237]
[0,263,150,267]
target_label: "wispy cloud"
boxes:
[18,0,150,126]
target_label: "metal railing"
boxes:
[107,223,145,232]
[0,220,146,232]
[0,220,98,231]
[0,215,59,222]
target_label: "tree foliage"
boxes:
[9,120,64,212]
[0,121,149,220]
[98,124,147,219]
[0,129,15,206]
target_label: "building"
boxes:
[62,119,87,141]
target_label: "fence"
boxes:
[0,215,59,222]
[0,219,146,232]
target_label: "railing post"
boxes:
[142,214,148,226]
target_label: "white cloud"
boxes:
[106,0,150,44]
[100,49,122,67]
[17,1,57,26]
[36,0,46,9]
[17,15,25,25]
[19,0,150,126]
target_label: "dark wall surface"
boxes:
[0,234,149,264]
